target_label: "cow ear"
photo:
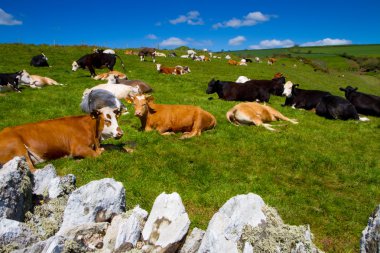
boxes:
[146,95,154,102]
[339,87,345,91]
[90,110,101,119]
[113,108,121,118]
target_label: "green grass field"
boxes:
[0,43,379,252]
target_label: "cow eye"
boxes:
[105,120,111,127]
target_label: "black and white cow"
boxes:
[282,82,331,110]
[339,86,380,117]
[72,52,120,77]
[80,89,126,114]
[0,70,32,92]
[138,48,156,62]
[30,53,49,67]
[316,95,368,121]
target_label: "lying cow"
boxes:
[282,82,331,110]
[138,48,156,62]
[83,75,141,101]
[0,70,32,92]
[156,64,190,75]
[0,108,123,171]
[206,78,271,102]
[93,70,127,80]
[226,102,298,131]
[72,52,124,77]
[81,89,126,114]
[132,95,216,139]
[339,86,380,117]
[24,75,64,88]
[30,53,49,67]
[316,95,369,121]
[113,76,153,93]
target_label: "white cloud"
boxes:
[146,34,158,40]
[229,36,246,46]
[213,11,272,29]
[160,37,188,47]
[170,11,204,25]
[301,38,352,47]
[249,39,295,49]
[0,8,22,25]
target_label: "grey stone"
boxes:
[178,227,205,253]
[360,204,380,253]
[0,218,38,252]
[0,157,32,221]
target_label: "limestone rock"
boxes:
[178,227,205,253]
[360,204,380,253]
[58,178,125,234]
[142,192,190,252]
[32,164,57,196]
[103,205,148,252]
[0,218,38,252]
[198,193,266,253]
[0,157,32,221]
[48,174,76,199]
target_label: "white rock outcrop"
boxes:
[58,178,126,234]
[360,205,380,252]
[198,193,266,253]
[0,218,37,250]
[179,227,205,253]
[142,192,190,252]
[0,157,32,221]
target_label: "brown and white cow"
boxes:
[0,108,123,171]
[228,59,239,65]
[226,102,298,131]
[156,64,190,75]
[25,75,64,88]
[93,70,127,80]
[132,95,216,139]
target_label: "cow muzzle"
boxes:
[115,127,123,139]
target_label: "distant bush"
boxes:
[339,53,380,72]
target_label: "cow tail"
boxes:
[115,54,127,74]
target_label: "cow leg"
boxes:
[88,66,96,77]
[71,145,103,158]
[272,111,298,124]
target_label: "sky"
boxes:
[1,0,379,52]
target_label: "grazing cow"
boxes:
[30,53,49,67]
[83,77,141,101]
[138,48,156,62]
[0,70,32,92]
[206,79,271,102]
[26,75,63,88]
[282,82,331,110]
[132,95,216,139]
[236,76,251,83]
[113,77,153,93]
[80,89,126,114]
[316,95,369,121]
[226,102,298,131]
[339,86,380,117]
[72,52,123,77]
[0,108,123,171]
[267,57,277,65]
[93,70,127,80]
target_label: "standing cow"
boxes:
[72,52,125,77]
[138,48,156,62]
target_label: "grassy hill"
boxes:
[0,43,379,252]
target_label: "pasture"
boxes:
[0,43,379,252]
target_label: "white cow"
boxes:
[225,55,231,60]
[155,52,167,57]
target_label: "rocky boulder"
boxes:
[360,205,380,252]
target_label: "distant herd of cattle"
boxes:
[0,47,379,171]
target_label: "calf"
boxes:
[282,82,331,110]
[132,95,216,139]
[81,89,126,114]
[72,52,124,77]
[138,47,156,62]
[0,70,32,92]
[316,95,368,121]
[93,70,127,80]
[0,108,123,171]
[226,102,298,131]
[206,79,271,102]
[339,86,380,116]
[30,53,49,67]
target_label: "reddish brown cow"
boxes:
[0,108,123,171]
[228,59,239,65]
[132,95,216,139]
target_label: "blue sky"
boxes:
[1,0,379,51]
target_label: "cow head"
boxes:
[183,66,191,73]
[106,74,117,84]
[206,78,219,94]
[132,95,154,117]
[156,64,161,71]
[72,61,79,71]
[339,86,358,98]
[17,70,32,88]
[282,81,294,97]
[91,107,123,140]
